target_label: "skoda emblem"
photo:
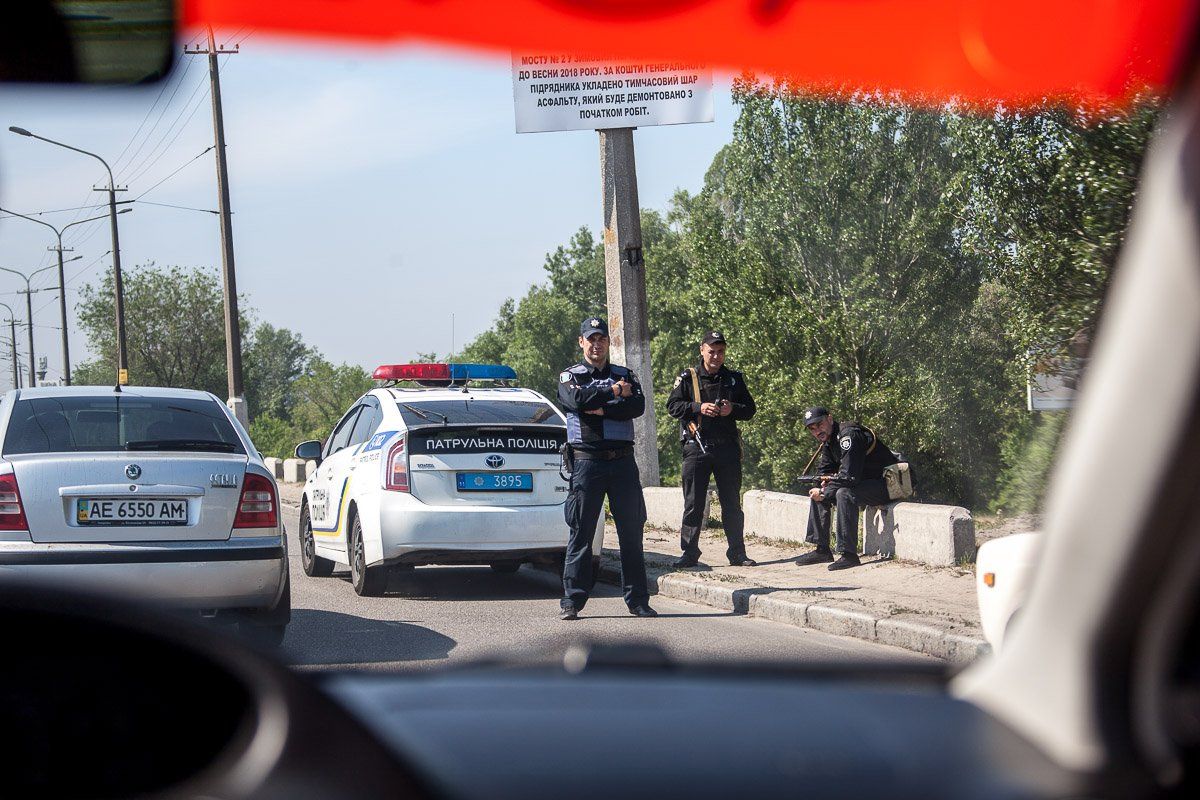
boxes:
[125,464,142,480]
[485,454,505,469]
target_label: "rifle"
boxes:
[797,474,835,485]
[686,421,708,454]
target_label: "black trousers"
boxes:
[806,479,891,556]
[562,453,649,611]
[679,440,747,562]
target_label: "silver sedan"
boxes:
[0,386,289,644]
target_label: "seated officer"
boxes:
[797,406,897,571]
[556,316,656,620]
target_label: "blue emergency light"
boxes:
[448,363,517,381]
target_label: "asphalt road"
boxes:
[273,499,934,671]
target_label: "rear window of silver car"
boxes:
[394,399,562,427]
[3,396,245,455]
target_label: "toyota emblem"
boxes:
[125,464,142,480]
[485,454,505,469]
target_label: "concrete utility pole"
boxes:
[598,128,659,486]
[0,265,60,388]
[0,302,20,391]
[186,28,247,426]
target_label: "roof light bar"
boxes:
[372,363,517,382]
[448,364,516,381]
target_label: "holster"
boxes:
[559,442,575,482]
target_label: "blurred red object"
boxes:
[183,0,1195,107]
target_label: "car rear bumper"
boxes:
[378,499,568,564]
[0,536,287,610]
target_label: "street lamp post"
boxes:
[0,206,129,385]
[0,263,74,388]
[0,302,20,390]
[8,126,130,384]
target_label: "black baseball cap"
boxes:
[803,407,830,427]
[702,330,727,345]
[580,316,609,338]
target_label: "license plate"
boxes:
[456,472,533,492]
[76,498,188,526]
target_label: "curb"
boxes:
[594,557,990,663]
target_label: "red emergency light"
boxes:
[373,363,451,382]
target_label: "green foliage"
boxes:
[74,262,370,460]
[457,83,1156,509]
[75,263,237,393]
[995,411,1069,515]
[248,360,373,460]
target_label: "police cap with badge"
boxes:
[581,317,609,338]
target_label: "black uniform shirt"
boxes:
[666,363,756,444]
[556,361,645,452]
[815,420,899,489]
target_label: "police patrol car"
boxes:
[293,364,589,596]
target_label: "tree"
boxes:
[244,322,313,421]
[74,263,236,393]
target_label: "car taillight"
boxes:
[385,438,409,492]
[234,473,278,528]
[0,473,28,531]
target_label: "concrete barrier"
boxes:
[864,502,975,566]
[305,460,318,481]
[643,486,709,532]
[742,489,974,566]
[263,457,284,479]
[743,490,810,543]
[282,458,305,483]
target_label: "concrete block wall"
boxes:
[864,503,975,566]
[282,458,305,483]
[642,486,709,532]
[743,490,811,543]
[741,489,974,567]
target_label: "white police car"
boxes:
[294,364,586,596]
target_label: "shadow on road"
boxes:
[282,609,456,666]
[353,566,564,602]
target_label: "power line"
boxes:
[115,57,200,182]
[134,200,219,214]
[132,146,214,200]
[110,58,185,175]
[125,56,233,188]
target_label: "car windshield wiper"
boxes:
[400,403,449,425]
[125,439,238,453]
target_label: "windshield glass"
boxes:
[395,399,561,427]
[3,395,244,454]
[0,22,1162,675]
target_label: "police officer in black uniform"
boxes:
[797,406,898,570]
[666,330,757,568]
[556,316,656,620]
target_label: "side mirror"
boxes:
[294,440,322,464]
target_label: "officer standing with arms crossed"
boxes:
[666,330,758,568]
[557,316,656,620]
[797,407,898,570]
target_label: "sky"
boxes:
[0,34,738,390]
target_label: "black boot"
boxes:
[796,549,834,566]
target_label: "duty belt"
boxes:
[573,445,634,461]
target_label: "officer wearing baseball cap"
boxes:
[666,329,757,568]
[798,407,898,570]
[556,315,655,620]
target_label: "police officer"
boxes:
[556,316,656,620]
[666,330,757,568]
[797,407,898,570]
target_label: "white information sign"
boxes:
[512,53,714,133]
